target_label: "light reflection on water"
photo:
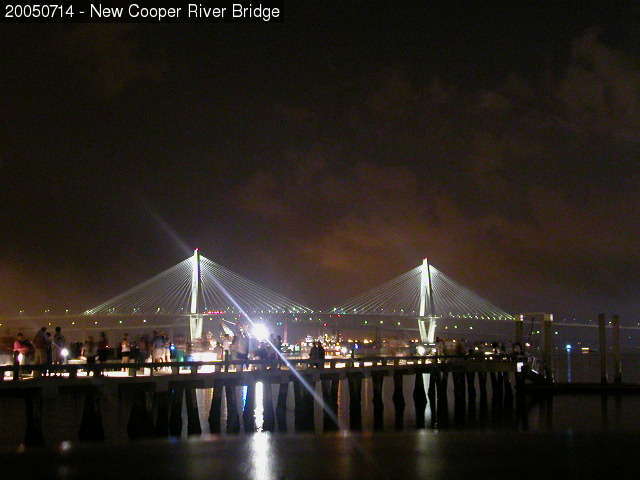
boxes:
[249,432,272,480]
[255,382,264,432]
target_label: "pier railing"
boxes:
[0,354,515,382]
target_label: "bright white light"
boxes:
[340,346,349,355]
[17,353,24,364]
[252,323,269,342]
[416,345,427,356]
[61,348,69,358]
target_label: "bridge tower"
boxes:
[189,248,203,341]
[418,258,437,343]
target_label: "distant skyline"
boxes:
[2,4,639,321]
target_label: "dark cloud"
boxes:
[56,24,166,96]
[237,32,640,317]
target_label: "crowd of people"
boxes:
[11,327,178,367]
[12,326,67,367]
[11,325,330,371]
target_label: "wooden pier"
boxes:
[0,355,516,446]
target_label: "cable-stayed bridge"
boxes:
[330,258,513,341]
[2,251,513,342]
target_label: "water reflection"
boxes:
[255,382,264,432]
[249,433,273,480]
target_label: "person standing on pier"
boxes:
[12,333,30,365]
[97,332,109,362]
[53,327,66,364]
[120,333,131,363]
[33,327,48,370]
[82,336,98,364]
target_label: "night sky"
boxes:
[1,3,638,320]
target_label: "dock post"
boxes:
[168,385,184,437]
[413,372,427,429]
[127,390,154,439]
[503,372,513,412]
[490,372,502,410]
[276,380,289,432]
[24,392,44,447]
[185,387,202,435]
[452,371,466,425]
[466,372,477,420]
[436,370,449,427]
[347,373,363,430]
[79,390,104,442]
[262,380,275,432]
[293,376,315,432]
[153,391,169,436]
[598,313,607,384]
[208,381,222,433]
[612,314,622,384]
[371,372,384,430]
[321,375,339,431]
[478,371,488,423]
[427,371,438,427]
[542,314,554,381]
[392,372,405,430]
[243,381,256,433]
[225,383,240,433]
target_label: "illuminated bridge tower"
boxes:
[189,248,203,341]
[418,258,437,343]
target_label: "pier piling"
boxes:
[413,373,427,429]
[348,373,363,431]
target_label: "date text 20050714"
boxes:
[5,4,77,19]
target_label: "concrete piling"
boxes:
[276,381,289,432]
[208,382,222,433]
[371,372,385,430]
[24,393,44,447]
[392,372,405,430]
[347,373,362,430]
[321,375,339,431]
[153,391,169,436]
[262,381,275,432]
[168,385,184,437]
[78,390,104,442]
[452,371,466,425]
[185,387,202,435]
[436,371,449,427]
[427,371,438,427]
[243,382,256,433]
[127,390,154,439]
[466,372,477,419]
[225,384,240,433]
[413,372,428,429]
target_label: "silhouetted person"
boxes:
[121,333,131,363]
[97,332,109,362]
[309,342,319,367]
[83,336,97,364]
[33,327,47,365]
[53,326,66,364]
[317,341,326,368]
[13,333,30,366]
